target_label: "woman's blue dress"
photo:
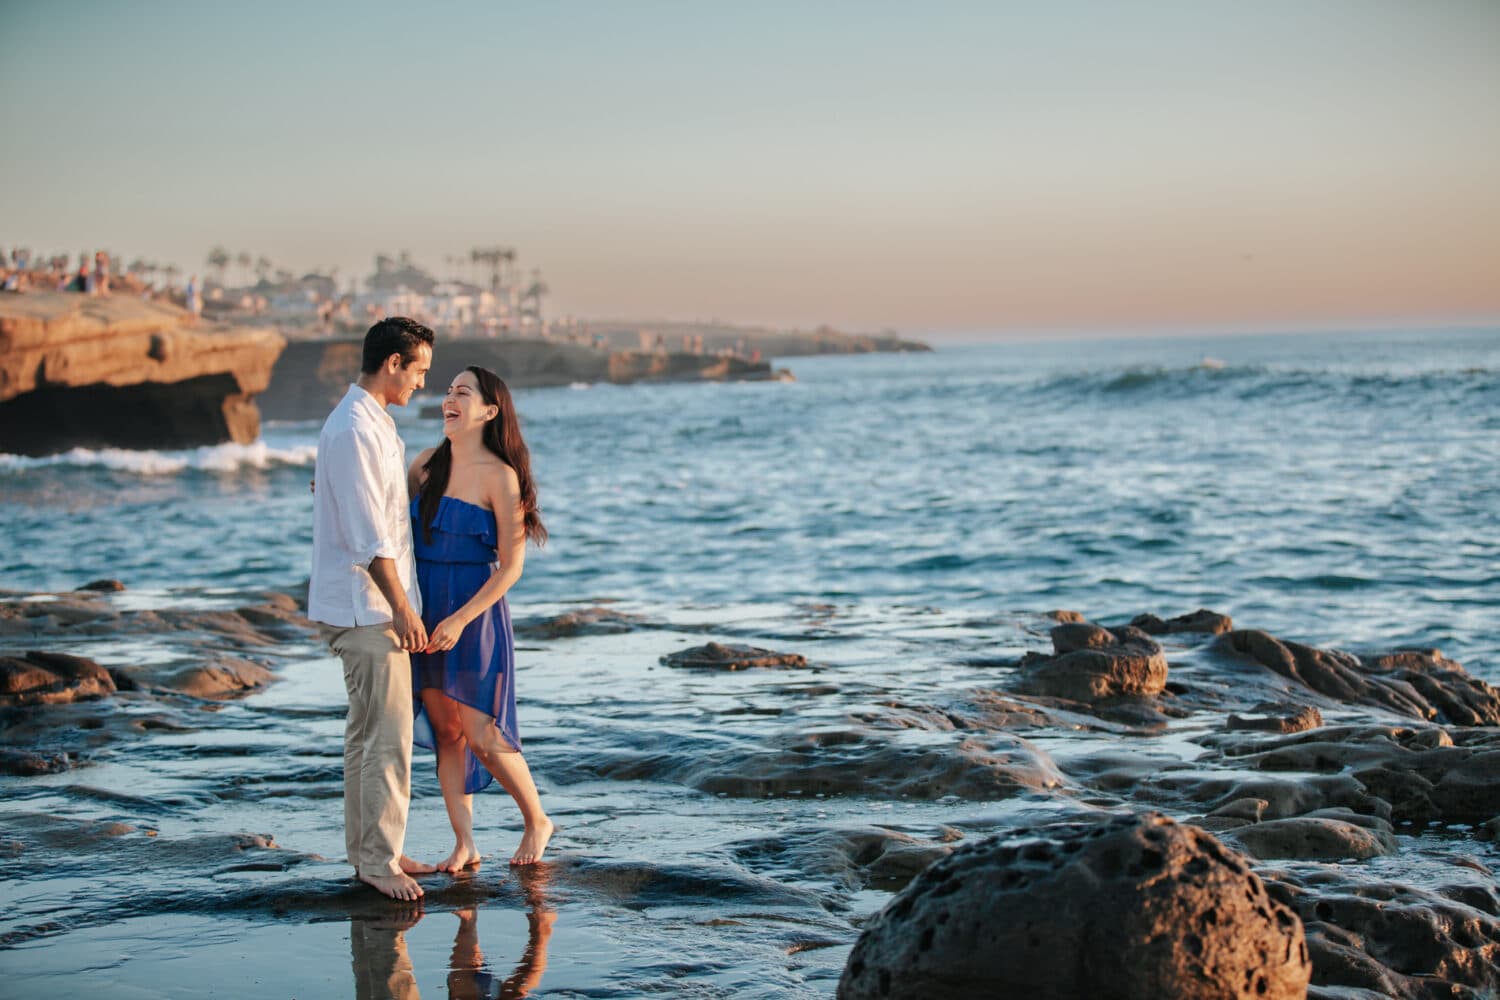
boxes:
[410,495,521,794]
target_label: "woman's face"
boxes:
[441,371,497,438]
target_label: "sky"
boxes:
[2,1,1498,336]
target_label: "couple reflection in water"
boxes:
[350,866,556,1000]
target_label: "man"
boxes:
[310,316,435,900]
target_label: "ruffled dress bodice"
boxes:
[412,496,498,564]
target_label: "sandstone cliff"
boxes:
[0,291,285,455]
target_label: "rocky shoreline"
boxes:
[2,582,1496,996]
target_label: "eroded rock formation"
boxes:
[839,811,1310,1000]
[0,291,284,454]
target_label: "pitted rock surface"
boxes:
[1016,623,1168,701]
[1265,866,1500,999]
[838,811,1310,1000]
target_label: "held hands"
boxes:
[424,615,466,654]
[393,603,428,653]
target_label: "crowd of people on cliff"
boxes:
[2,246,206,317]
[2,248,113,295]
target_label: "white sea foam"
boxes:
[0,440,318,475]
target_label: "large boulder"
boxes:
[839,811,1310,1000]
[0,291,284,455]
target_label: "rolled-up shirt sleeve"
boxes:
[323,427,398,568]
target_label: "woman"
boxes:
[408,365,552,868]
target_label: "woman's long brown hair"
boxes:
[417,366,547,547]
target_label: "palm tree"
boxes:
[236,251,252,287]
[255,256,273,285]
[206,246,230,286]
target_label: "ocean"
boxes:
[1,327,1497,997]
[5,328,1498,668]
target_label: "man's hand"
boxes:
[424,615,466,654]
[393,603,428,653]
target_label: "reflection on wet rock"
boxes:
[556,856,826,910]
[660,641,810,671]
[734,825,956,893]
[839,811,1310,1000]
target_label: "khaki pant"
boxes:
[329,623,412,878]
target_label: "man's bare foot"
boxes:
[400,854,436,874]
[510,817,554,865]
[360,871,424,901]
[438,842,481,873]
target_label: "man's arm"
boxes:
[368,556,426,652]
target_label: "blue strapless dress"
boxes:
[410,496,520,794]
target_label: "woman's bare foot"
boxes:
[400,854,436,874]
[510,817,554,865]
[438,841,481,873]
[359,871,424,901]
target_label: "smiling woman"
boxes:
[408,364,553,871]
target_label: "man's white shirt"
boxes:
[309,384,421,627]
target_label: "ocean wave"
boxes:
[0,440,317,475]
[1025,363,1496,401]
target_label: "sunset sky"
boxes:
[3,1,1497,335]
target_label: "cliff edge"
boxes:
[0,291,285,455]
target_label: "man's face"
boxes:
[390,343,432,407]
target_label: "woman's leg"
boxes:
[421,688,481,871]
[457,703,554,864]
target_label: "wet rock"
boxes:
[0,746,71,775]
[75,579,125,593]
[1265,866,1500,999]
[160,656,276,698]
[0,651,116,706]
[514,605,644,638]
[1222,813,1397,861]
[1131,609,1234,635]
[839,811,1310,1000]
[734,826,955,893]
[0,593,113,633]
[576,725,1064,801]
[1046,609,1087,623]
[1212,724,1500,825]
[1212,631,1500,726]
[660,642,809,671]
[1015,624,1168,701]
[1228,704,1323,734]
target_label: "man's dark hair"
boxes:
[361,316,435,374]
